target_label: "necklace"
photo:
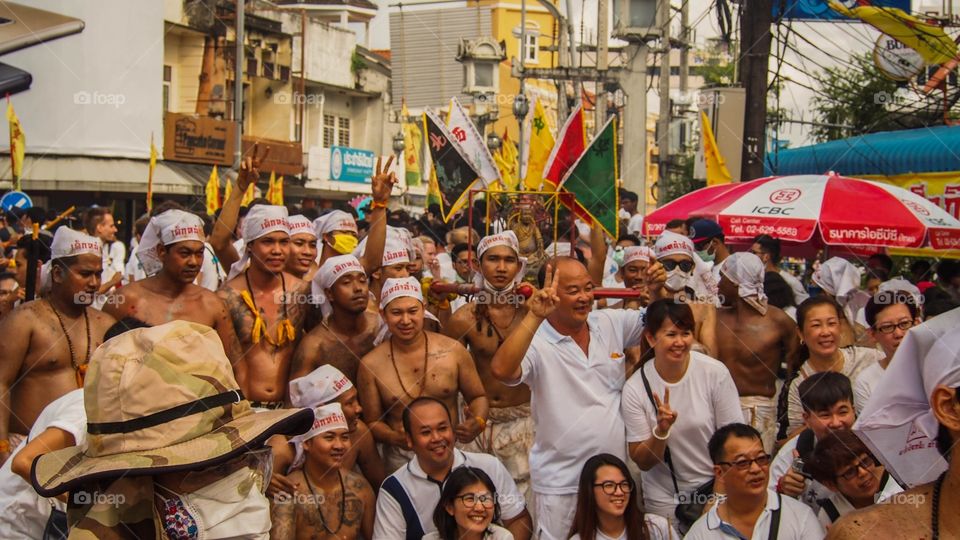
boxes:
[242,270,296,346]
[389,332,429,399]
[483,305,520,346]
[932,471,946,540]
[303,468,345,535]
[47,299,91,388]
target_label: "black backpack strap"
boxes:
[640,366,681,495]
[819,498,841,523]
[768,493,782,540]
[381,476,424,540]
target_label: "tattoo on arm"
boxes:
[269,497,296,539]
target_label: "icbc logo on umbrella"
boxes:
[769,188,802,204]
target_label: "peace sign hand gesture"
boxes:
[238,143,270,193]
[371,155,398,203]
[527,264,560,319]
[652,388,678,438]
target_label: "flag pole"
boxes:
[146,133,155,212]
[7,94,20,191]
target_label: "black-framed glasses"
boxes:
[718,454,772,471]
[593,480,632,495]
[456,492,495,508]
[874,319,914,334]
[661,259,694,273]
[836,456,879,481]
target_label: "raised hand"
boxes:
[652,387,678,437]
[371,155,398,203]
[527,264,560,319]
[238,143,270,194]
[455,404,484,444]
[645,259,668,289]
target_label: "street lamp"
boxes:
[392,131,405,156]
[513,93,530,121]
[486,131,502,152]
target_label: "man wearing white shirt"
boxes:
[686,423,824,539]
[491,257,666,539]
[84,207,123,298]
[373,397,531,540]
[0,389,85,538]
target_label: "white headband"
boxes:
[720,252,768,314]
[288,365,354,409]
[376,276,439,344]
[812,257,861,301]
[310,254,366,318]
[298,403,350,442]
[136,210,205,277]
[622,246,654,267]
[654,230,695,259]
[314,210,358,236]
[474,231,527,290]
[41,227,103,289]
[227,205,290,280]
[288,215,317,238]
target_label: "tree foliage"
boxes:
[810,52,903,142]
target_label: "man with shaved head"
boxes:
[491,256,666,539]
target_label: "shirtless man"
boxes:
[0,227,115,463]
[270,403,376,540]
[652,230,718,356]
[290,255,378,385]
[286,215,319,281]
[103,209,242,362]
[357,276,488,472]
[715,252,800,452]
[269,364,386,498]
[443,231,534,503]
[217,203,308,409]
[614,245,657,376]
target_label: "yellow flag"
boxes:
[206,165,221,215]
[401,103,423,187]
[6,100,24,189]
[701,111,732,186]
[272,175,284,205]
[524,98,554,191]
[241,171,258,206]
[224,176,233,202]
[147,134,158,212]
[829,1,957,65]
[494,130,520,190]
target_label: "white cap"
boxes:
[720,252,768,314]
[474,231,527,290]
[41,227,103,289]
[812,257,861,300]
[288,215,317,238]
[227,205,290,280]
[854,306,959,487]
[298,403,350,442]
[310,254,365,318]
[135,210,205,276]
[654,230,695,259]
[375,276,439,344]
[622,246,655,267]
[354,226,413,267]
[288,365,354,409]
[313,210,358,237]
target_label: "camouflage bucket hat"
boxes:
[31,321,313,497]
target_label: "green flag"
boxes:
[557,117,619,239]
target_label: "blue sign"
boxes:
[0,190,32,211]
[330,146,375,184]
[773,0,911,21]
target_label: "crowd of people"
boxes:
[0,156,957,540]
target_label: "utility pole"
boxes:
[656,0,671,204]
[596,0,609,131]
[234,0,245,169]
[738,0,773,181]
[679,0,689,95]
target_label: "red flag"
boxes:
[542,105,586,191]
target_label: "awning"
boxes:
[0,155,205,195]
[765,125,960,177]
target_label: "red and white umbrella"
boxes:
[643,173,960,250]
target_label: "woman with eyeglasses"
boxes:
[426,466,514,540]
[620,300,743,530]
[569,454,675,540]
[852,290,920,414]
[807,429,902,528]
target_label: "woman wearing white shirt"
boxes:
[569,453,676,539]
[424,467,514,540]
[621,299,744,522]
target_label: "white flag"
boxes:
[447,97,499,186]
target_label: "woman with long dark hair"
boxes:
[569,454,675,539]
[620,299,743,529]
[426,467,513,540]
